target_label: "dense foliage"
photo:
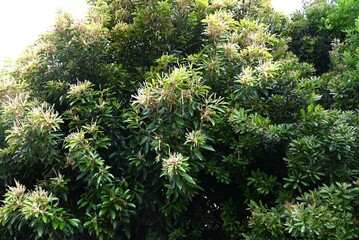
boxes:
[288,0,359,74]
[0,0,358,239]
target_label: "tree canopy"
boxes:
[0,0,358,239]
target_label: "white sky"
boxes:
[0,0,88,66]
[0,0,302,67]
[271,0,303,15]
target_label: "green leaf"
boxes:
[124,224,131,239]
[51,221,59,230]
[37,221,45,237]
[76,170,89,181]
[127,203,136,209]
[84,221,92,228]
[58,221,66,230]
[193,148,204,160]
[181,172,196,186]
[99,208,107,217]
[175,116,185,126]
[110,210,116,220]
[200,144,215,152]
[68,219,80,227]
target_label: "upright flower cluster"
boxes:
[68,81,93,99]
[211,0,237,9]
[202,11,238,38]
[27,103,62,133]
[162,152,187,177]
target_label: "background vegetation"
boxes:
[0,0,358,239]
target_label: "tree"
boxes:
[0,0,358,239]
[288,0,359,74]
